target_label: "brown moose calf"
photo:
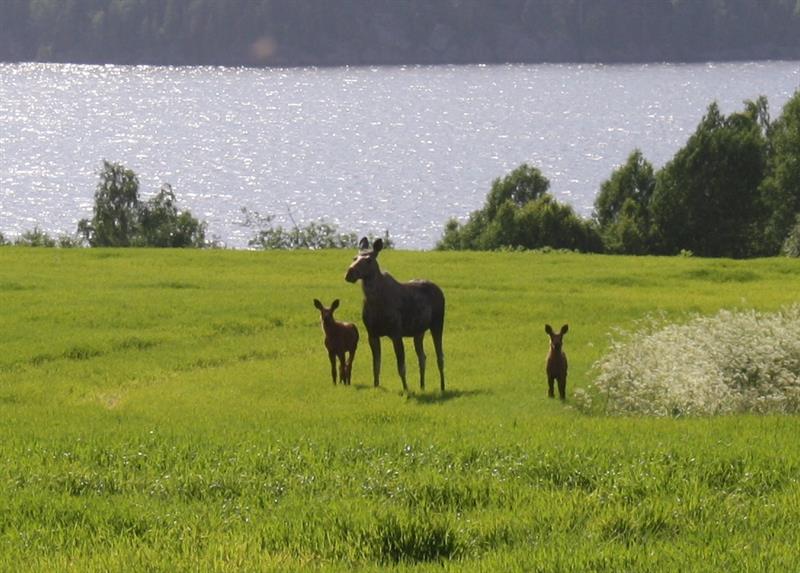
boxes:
[545,324,569,400]
[314,299,359,385]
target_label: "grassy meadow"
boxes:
[1,247,800,571]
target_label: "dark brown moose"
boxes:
[345,237,445,391]
[313,298,359,385]
[545,324,569,400]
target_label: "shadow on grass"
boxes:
[349,384,490,403]
[404,388,491,404]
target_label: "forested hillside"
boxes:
[2,0,800,68]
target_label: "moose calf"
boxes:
[545,324,569,400]
[314,299,359,385]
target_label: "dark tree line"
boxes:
[2,0,800,67]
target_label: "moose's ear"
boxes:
[313,299,323,310]
[331,299,340,310]
[358,237,370,251]
[373,238,384,254]
[545,324,554,335]
[561,324,569,334]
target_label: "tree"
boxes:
[437,163,602,251]
[483,163,550,220]
[782,214,800,257]
[80,160,140,247]
[761,90,800,253]
[137,184,206,247]
[78,161,205,247]
[594,150,656,254]
[649,100,769,258]
[509,193,602,252]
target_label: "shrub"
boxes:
[14,227,57,247]
[241,207,391,250]
[0,228,82,248]
[580,305,800,416]
[12,227,82,247]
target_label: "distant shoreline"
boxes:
[5,51,800,70]
[3,0,800,71]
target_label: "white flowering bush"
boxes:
[579,305,800,416]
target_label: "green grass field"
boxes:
[1,247,799,571]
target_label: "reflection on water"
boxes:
[1,61,798,248]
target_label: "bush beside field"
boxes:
[584,305,800,416]
[1,248,800,571]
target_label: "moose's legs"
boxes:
[337,351,347,385]
[368,335,382,387]
[328,351,337,385]
[557,375,566,401]
[368,331,444,392]
[391,337,408,391]
[431,325,445,392]
[547,376,556,398]
[413,334,426,390]
[344,348,356,385]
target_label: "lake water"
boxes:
[1,61,799,249]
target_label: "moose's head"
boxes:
[545,324,569,353]
[345,237,383,283]
[314,298,340,325]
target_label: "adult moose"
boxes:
[345,237,445,391]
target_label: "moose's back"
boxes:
[363,279,444,338]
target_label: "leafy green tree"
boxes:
[782,214,800,257]
[594,150,656,254]
[79,161,140,247]
[137,184,206,247]
[78,161,205,247]
[761,90,800,253]
[437,163,602,251]
[649,100,769,258]
[483,163,550,219]
[508,194,602,252]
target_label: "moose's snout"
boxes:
[345,268,357,283]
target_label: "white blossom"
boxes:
[586,305,800,416]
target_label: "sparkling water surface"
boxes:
[1,61,798,249]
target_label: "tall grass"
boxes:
[1,248,800,571]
